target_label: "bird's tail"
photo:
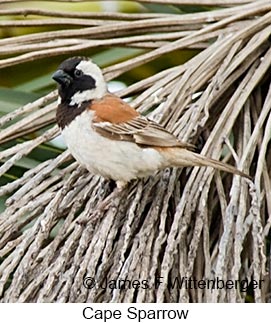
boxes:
[160,147,251,179]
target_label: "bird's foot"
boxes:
[96,181,127,212]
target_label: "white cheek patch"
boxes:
[70,90,93,106]
[74,60,107,105]
[70,60,107,104]
[76,60,103,80]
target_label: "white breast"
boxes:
[62,110,166,182]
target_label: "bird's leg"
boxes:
[95,181,127,212]
[116,180,127,190]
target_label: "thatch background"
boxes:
[0,0,270,302]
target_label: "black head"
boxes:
[52,56,106,105]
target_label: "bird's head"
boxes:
[52,56,107,106]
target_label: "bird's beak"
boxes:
[52,70,72,86]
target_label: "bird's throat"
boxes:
[56,101,91,129]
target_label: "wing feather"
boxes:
[93,115,194,149]
[91,93,194,149]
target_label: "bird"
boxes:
[52,56,250,189]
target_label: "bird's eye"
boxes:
[74,69,83,78]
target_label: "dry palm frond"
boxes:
[0,0,271,302]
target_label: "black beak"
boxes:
[52,70,72,86]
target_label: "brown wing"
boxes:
[91,94,194,150]
[91,93,139,123]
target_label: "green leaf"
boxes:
[176,5,210,13]
[143,3,211,14]
[92,47,145,67]
[14,73,54,93]
[143,4,182,14]
[0,196,7,213]
[0,87,40,114]
[27,143,63,163]
[12,156,41,170]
